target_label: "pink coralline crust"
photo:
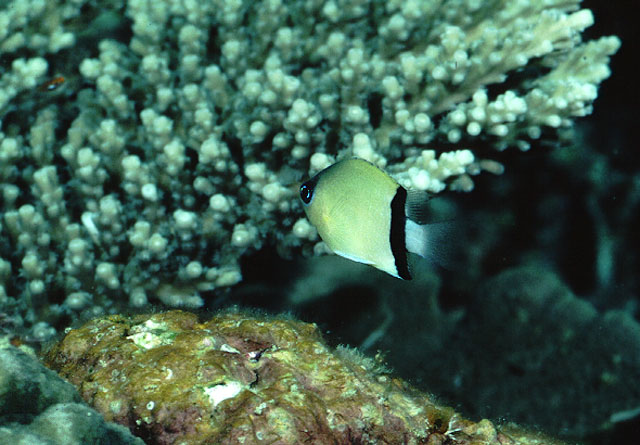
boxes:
[43,310,568,445]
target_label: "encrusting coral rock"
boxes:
[44,310,568,445]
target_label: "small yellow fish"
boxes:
[300,158,444,279]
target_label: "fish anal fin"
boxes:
[333,249,375,266]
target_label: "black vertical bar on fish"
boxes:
[390,187,411,280]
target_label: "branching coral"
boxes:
[0,0,619,338]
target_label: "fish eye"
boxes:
[300,182,314,204]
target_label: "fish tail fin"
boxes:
[405,219,459,270]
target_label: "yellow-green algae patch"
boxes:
[126,319,176,349]
[44,310,569,444]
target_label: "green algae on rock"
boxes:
[44,310,567,444]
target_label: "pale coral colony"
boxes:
[0,0,620,339]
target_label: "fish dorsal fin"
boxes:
[405,189,433,224]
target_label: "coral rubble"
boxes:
[0,342,143,444]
